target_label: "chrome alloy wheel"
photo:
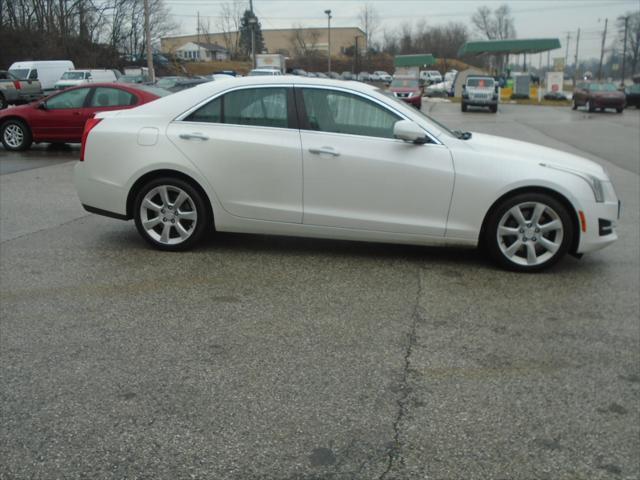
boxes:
[139,185,198,245]
[497,201,564,267]
[3,124,24,149]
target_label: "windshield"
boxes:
[156,77,180,88]
[60,72,86,80]
[391,79,419,89]
[589,83,617,92]
[467,78,495,88]
[9,69,29,79]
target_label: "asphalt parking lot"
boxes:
[1,103,639,479]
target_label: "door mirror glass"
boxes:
[393,120,427,144]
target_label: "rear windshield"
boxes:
[134,85,172,97]
[467,78,495,87]
[60,72,87,80]
[9,69,29,79]
[589,83,617,92]
[391,79,419,88]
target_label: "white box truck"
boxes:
[8,60,74,91]
[256,54,286,74]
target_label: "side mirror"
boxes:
[37,101,47,110]
[394,120,428,144]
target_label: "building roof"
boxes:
[458,38,562,56]
[394,54,436,67]
[195,42,228,53]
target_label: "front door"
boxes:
[297,87,455,236]
[29,87,91,141]
[167,85,303,223]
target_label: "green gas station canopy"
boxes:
[458,38,561,57]
[394,54,436,67]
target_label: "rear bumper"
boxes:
[591,98,625,108]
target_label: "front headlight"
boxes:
[540,163,617,203]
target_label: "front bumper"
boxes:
[576,199,620,254]
[463,97,498,106]
[592,97,625,108]
[397,95,422,106]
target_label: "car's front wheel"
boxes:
[133,177,210,251]
[485,193,574,272]
[1,119,32,151]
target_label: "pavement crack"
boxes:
[379,267,424,480]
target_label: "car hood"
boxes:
[466,132,607,178]
[0,102,34,116]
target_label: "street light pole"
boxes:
[324,9,332,74]
[620,15,629,86]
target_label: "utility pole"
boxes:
[144,0,155,83]
[597,18,608,80]
[325,9,332,73]
[197,11,200,46]
[573,28,580,87]
[564,32,571,74]
[621,15,629,86]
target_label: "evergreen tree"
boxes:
[239,10,265,59]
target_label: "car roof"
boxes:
[108,76,377,119]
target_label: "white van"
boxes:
[8,60,74,91]
[54,69,118,90]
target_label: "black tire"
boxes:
[616,107,623,113]
[1,118,32,151]
[461,102,467,112]
[133,176,210,251]
[490,105,498,113]
[0,93,7,110]
[483,192,574,272]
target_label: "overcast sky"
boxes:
[163,0,639,60]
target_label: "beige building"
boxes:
[161,27,366,59]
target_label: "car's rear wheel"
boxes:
[1,119,32,151]
[484,193,574,272]
[461,102,467,112]
[586,100,595,112]
[616,107,623,113]
[133,177,210,251]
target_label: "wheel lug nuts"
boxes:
[532,237,537,241]
[519,228,524,233]
[162,217,167,222]
[161,209,165,213]
[168,206,173,210]
[171,219,175,223]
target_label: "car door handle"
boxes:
[309,147,340,157]
[179,133,209,141]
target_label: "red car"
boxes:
[388,77,424,109]
[572,82,625,113]
[0,83,167,151]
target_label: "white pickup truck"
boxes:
[0,70,43,109]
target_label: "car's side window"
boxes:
[28,69,38,80]
[301,88,400,139]
[184,88,288,129]
[89,87,137,107]
[225,88,287,128]
[45,88,91,109]
[185,96,222,123]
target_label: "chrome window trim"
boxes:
[174,83,293,123]
[174,82,442,145]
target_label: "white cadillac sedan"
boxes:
[75,76,620,272]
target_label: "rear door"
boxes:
[85,86,139,118]
[167,85,303,223]
[29,87,91,141]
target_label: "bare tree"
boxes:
[289,24,321,59]
[216,0,243,59]
[471,3,515,40]
[617,11,640,75]
[358,3,379,51]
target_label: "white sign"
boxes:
[545,71,564,94]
